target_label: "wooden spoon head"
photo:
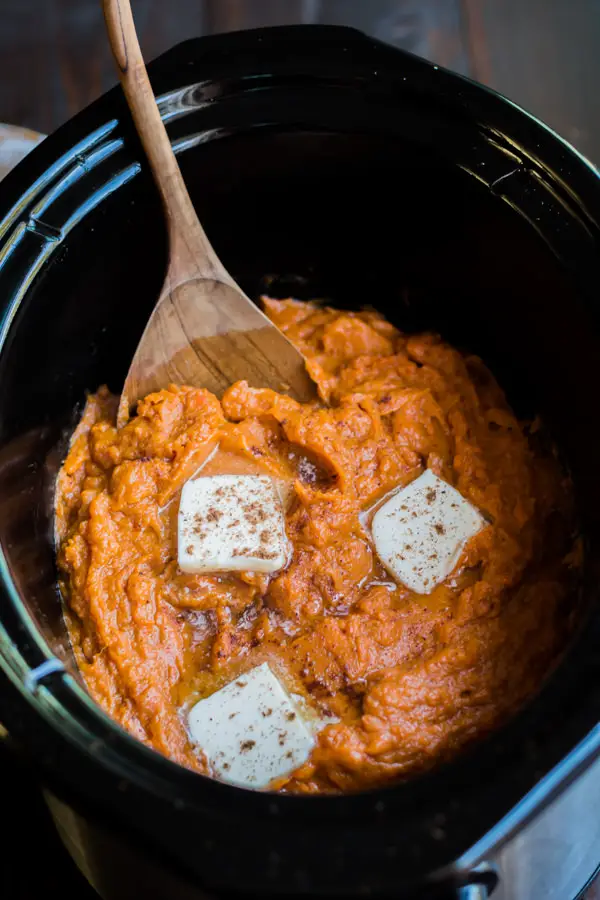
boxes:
[118,275,315,425]
[100,1,314,426]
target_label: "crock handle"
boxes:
[457,860,499,899]
[458,885,489,899]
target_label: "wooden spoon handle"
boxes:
[102,0,224,280]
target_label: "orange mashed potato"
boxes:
[56,299,577,792]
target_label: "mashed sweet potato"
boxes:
[55,299,578,792]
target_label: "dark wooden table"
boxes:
[2,2,600,898]
[2,0,600,168]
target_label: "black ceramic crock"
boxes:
[1,24,600,900]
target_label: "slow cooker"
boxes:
[1,25,600,900]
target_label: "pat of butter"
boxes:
[178,474,290,574]
[371,470,485,594]
[188,663,315,789]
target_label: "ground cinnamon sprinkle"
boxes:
[55,298,579,793]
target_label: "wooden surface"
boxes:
[0,122,44,181]
[2,2,600,898]
[2,0,600,166]
[462,0,600,163]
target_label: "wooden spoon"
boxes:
[102,0,314,426]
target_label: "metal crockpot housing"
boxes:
[1,25,600,900]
